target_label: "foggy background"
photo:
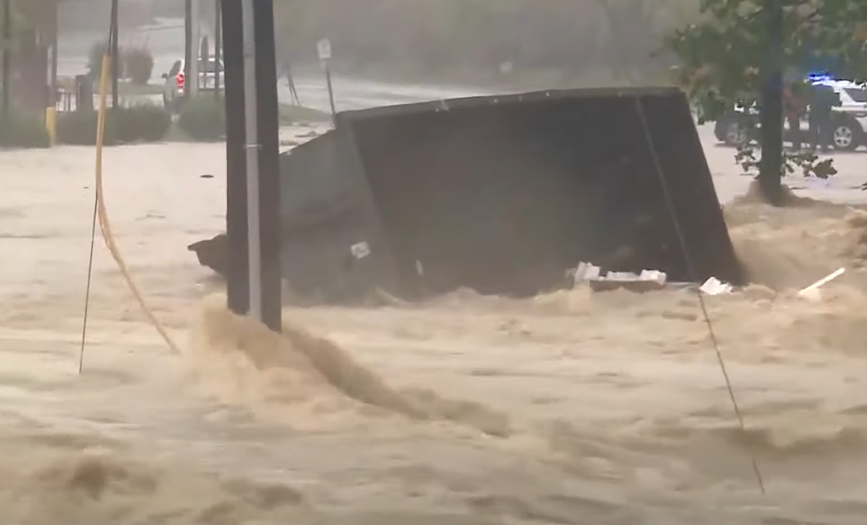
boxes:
[57,0,698,89]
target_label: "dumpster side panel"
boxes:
[278,130,396,302]
[637,93,743,283]
[344,88,742,296]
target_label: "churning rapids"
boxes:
[3,139,867,525]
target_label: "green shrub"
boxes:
[57,105,171,145]
[124,48,154,85]
[0,111,51,149]
[178,96,225,141]
[123,104,172,142]
[56,109,115,145]
[111,108,138,143]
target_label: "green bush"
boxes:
[124,48,154,85]
[178,96,225,141]
[56,105,171,145]
[113,104,172,143]
[0,111,51,149]
[56,109,115,145]
[130,104,172,142]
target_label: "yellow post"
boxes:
[45,106,57,145]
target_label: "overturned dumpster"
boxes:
[190,86,744,302]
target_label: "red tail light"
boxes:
[176,73,185,89]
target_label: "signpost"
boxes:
[317,38,331,61]
[221,0,281,331]
[318,38,337,124]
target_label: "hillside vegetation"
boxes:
[273,0,700,87]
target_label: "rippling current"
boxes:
[3,141,867,524]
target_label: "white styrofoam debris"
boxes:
[571,262,601,286]
[638,269,667,286]
[350,241,370,259]
[699,277,733,295]
[570,262,667,291]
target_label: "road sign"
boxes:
[317,38,332,61]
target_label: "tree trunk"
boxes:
[758,0,784,205]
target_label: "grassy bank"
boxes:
[274,0,693,90]
[279,104,330,125]
[163,104,328,143]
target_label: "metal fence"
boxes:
[54,87,156,113]
[56,88,78,112]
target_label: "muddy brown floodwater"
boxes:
[3,135,867,525]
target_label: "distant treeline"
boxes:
[272,0,699,86]
[58,0,157,31]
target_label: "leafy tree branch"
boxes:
[666,0,867,180]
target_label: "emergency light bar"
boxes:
[806,71,835,83]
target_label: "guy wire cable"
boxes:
[79,8,182,374]
[595,0,766,494]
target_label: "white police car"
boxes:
[714,73,867,151]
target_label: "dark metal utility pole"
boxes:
[758,0,783,204]
[49,0,58,109]
[221,0,281,331]
[110,0,119,109]
[221,0,248,315]
[251,0,282,331]
[184,0,192,99]
[1,0,11,115]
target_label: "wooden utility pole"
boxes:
[221,0,281,331]
[110,0,119,109]
[758,0,783,204]
[1,0,11,115]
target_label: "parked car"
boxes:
[161,57,225,111]
[714,77,867,151]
